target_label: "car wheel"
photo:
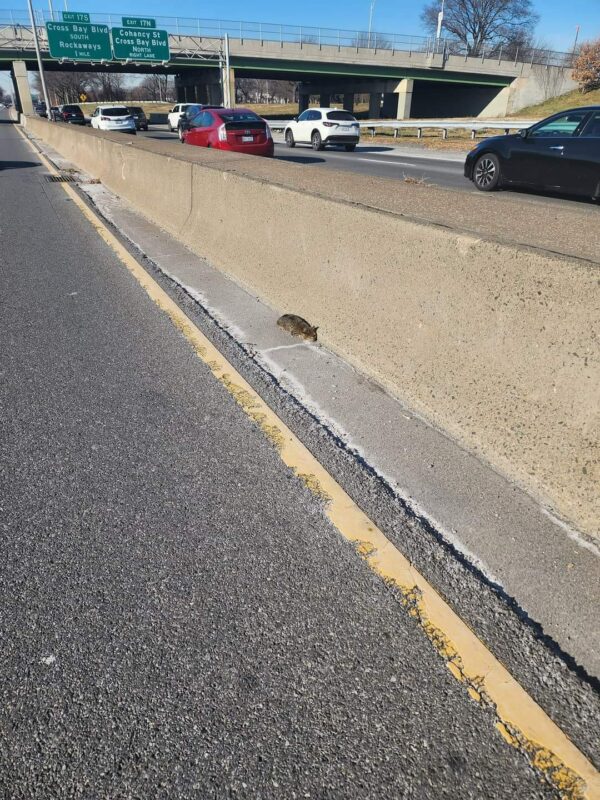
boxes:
[178,127,184,142]
[345,144,356,152]
[311,130,324,151]
[285,129,295,148]
[473,153,501,191]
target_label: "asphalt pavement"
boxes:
[1,112,598,798]
[138,125,474,190]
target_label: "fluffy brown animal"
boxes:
[276,314,318,342]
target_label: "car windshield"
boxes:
[63,105,82,113]
[102,108,129,117]
[326,111,356,121]
[218,111,261,123]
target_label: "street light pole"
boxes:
[26,0,52,117]
[436,0,445,41]
[367,0,376,48]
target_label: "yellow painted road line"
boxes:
[19,126,600,800]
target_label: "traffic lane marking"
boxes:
[18,126,600,800]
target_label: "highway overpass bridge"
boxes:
[0,12,577,118]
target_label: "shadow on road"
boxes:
[0,161,40,170]
[276,155,327,165]
[0,119,16,125]
[504,187,599,207]
[352,145,396,153]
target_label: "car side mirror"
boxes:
[293,116,298,122]
[519,128,529,139]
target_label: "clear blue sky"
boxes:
[1,0,599,94]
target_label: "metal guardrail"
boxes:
[268,119,539,139]
[0,9,575,68]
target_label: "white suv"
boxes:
[285,108,360,151]
[167,103,195,132]
[90,105,136,134]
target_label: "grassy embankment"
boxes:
[509,87,600,118]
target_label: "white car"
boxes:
[285,108,360,151]
[90,105,136,134]
[167,103,195,132]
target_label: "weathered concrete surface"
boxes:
[22,116,600,539]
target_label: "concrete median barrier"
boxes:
[22,114,600,539]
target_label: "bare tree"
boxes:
[421,0,538,56]
[131,74,175,102]
[32,70,94,104]
[236,78,296,104]
[351,30,393,49]
[87,73,127,102]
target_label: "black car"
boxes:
[126,106,149,131]
[55,104,85,124]
[34,102,47,117]
[465,106,600,200]
[177,104,223,142]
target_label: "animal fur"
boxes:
[276,314,318,342]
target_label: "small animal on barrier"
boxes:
[276,314,318,342]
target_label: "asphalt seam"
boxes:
[15,124,600,800]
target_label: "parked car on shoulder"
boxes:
[54,104,85,124]
[465,106,600,200]
[182,107,273,157]
[285,108,360,151]
[167,103,195,132]
[126,106,148,131]
[177,104,224,141]
[90,105,136,134]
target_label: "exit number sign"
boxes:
[121,17,156,28]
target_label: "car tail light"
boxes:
[101,116,110,121]
[323,121,335,127]
[265,125,272,140]
[218,124,227,142]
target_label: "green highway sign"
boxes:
[46,21,112,61]
[62,11,90,22]
[111,27,170,61]
[122,16,156,28]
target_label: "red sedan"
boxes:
[182,107,274,157]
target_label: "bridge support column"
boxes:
[175,69,223,105]
[343,93,354,113]
[11,61,33,116]
[319,92,330,107]
[299,94,309,113]
[368,93,381,119]
[221,66,235,107]
[395,78,414,119]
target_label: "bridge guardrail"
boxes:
[268,119,538,139]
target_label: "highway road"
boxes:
[1,113,599,798]
[139,126,472,190]
[137,126,598,206]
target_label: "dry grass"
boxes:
[362,127,495,151]
[510,87,600,118]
